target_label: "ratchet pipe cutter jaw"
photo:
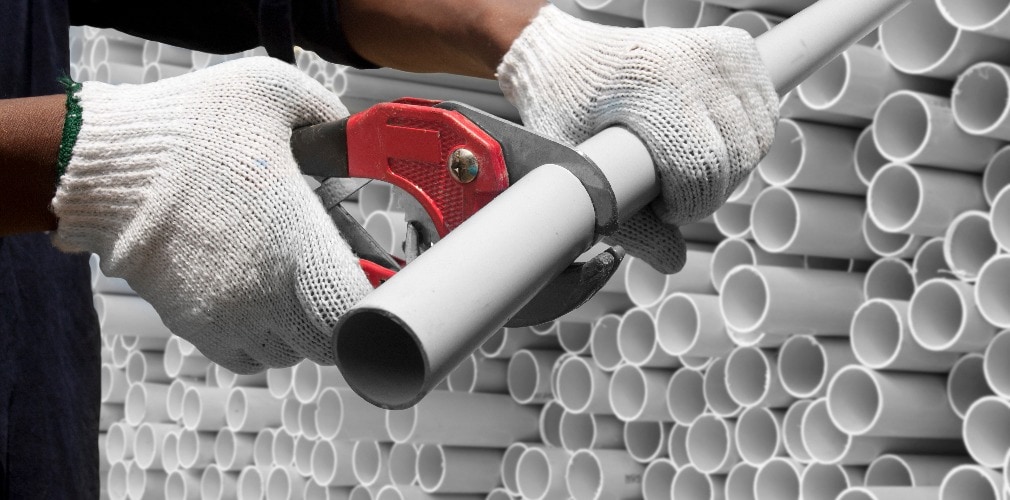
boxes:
[292,98,624,326]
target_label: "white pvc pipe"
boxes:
[93,293,173,338]
[642,458,677,500]
[267,466,307,500]
[943,210,997,282]
[316,386,392,441]
[333,0,912,410]
[216,364,269,389]
[124,382,171,426]
[854,126,890,188]
[89,34,143,67]
[909,278,996,352]
[984,330,1010,399]
[565,449,645,500]
[703,357,743,418]
[507,349,561,405]
[182,386,230,431]
[252,428,276,469]
[273,430,296,467]
[90,253,135,294]
[729,172,767,205]
[133,422,178,470]
[163,336,210,378]
[557,321,593,356]
[178,428,215,469]
[686,414,739,474]
[736,406,786,467]
[665,368,708,426]
[725,346,794,408]
[782,400,813,464]
[825,366,961,438]
[798,44,948,120]
[947,353,994,419]
[556,355,615,415]
[589,314,624,372]
[962,396,1010,468]
[299,402,319,441]
[352,441,391,487]
[573,0,644,20]
[881,0,1010,79]
[722,10,783,36]
[215,428,256,471]
[479,326,560,360]
[752,187,879,259]
[754,457,803,500]
[237,466,269,500]
[499,442,526,496]
[726,462,758,500]
[705,0,813,16]
[865,454,967,487]
[141,63,188,84]
[984,146,1010,204]
[227,387,283,432]
[873,92,1001,170]
[363,211,408,261]
[624,420,669,463]
[281,398,301,437]
[617,307,681,368]
[937,0,1010,39]
[710,238,804,292]
[801,399,960,466]
[142,40,192,67]
[757,119,864,195]
[863,258,916,301]
[713,202,753,240]
[201,465,239,500]
[668,423,691,469]
[387,443,417,486]
[106,421,136,463]
[642,0,732,28]
[801,464,865,500]
[624,248,716,309]
[374,485,483,500]
[720,265,864,335]
[939,464,1002,500]
[127,464,167,500]
[912,238,951,287]
[101,363,129,404]
[779,89,870,128]
[108,460,129,500]
[993,186,1010,252]
[416,444,503,494]
[851,299,959,372]
[952,62,1010,140]
[515,446,571,500]
[656,293,732,358]
[310,438,357,487]
[125,350,170,385]
[539,399,565,448]
[672,464,727,500]
[868,163,986,237]
[293,363,347,404]
[385,390,540,446]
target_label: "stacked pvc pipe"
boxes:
[80,0,1010,498]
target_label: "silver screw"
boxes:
[448,148,479,184]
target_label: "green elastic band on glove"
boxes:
[56,76,83,184]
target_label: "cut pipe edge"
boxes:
[990,185,1010,252]
[608,364,674,422]
[984,330,1010,399]
[850,298,959,372]
[961,396,1010,468]
[802,464,866,500]
[947,353,994,420]
[754,457,803,500]
[750,186,874,260]
[937,0,1010,40]
[863,212,925,261]
[952,62,1010,140]
[686,414,739,474]
[939,464,1002,500]
[908,278,996,352]
[735,406,785,467]
[863,258,916,301]
[666,367,707,426]
[942,210,997,282]
[725,346,793,408]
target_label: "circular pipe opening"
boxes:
[516,448,552,500]
[388,443,418,486]
[949,354,992,418]
[826,367,882,435]
[992,187,1010,250]
[711,239,756,291]
[686,415,731,473]
[566,450,602,500]
[873,93,930,161]
[335,310,426,409]
[855,127,890,186]
[945,211,996,281]
[964,398,1010,467]
[725,347,771,407]
[508,350,542,404]
[802,401,850,464]
[909,280,966,350]
[736,407,781,466]
[625,420,665,462]
[868,164,922,234]
[985,331,1010,397]
[656,294,699,355]
[416,445,446,492]
[671,466,714,499]
[865,455,914,487]
[940,465,1001,500]
[720,266,768,333]
[937,0,1010,30]
[879,0,959,75]
[953,63,1010,134]
[703,358,741,417]
[556,357,595,414]
[590,315,623,371]
[609,365,646,421]
[984,148,1010,204]
[617,308,659,366]
[851,300,903,368]
[754,459,800,500]
[625,258,667,308]
[758,120,804,186]
[864,258,915,301]
[798,51,849,109]
[666,368,706,426]
[802,464,852,500]
[642,459,676,500]
[751,187,800,253]
[385,406,418,444]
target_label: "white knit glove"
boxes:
[52,57,372,373]
[498,5,778,273]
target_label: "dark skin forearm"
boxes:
[0,94,64,235]
[0,1,545,234]
[339,0,547,79]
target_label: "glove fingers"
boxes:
[605,211,686,274]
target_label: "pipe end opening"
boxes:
[335,309,427,409]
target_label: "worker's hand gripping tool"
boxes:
[291,98,624,327]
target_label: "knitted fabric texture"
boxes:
[52,57,371,373]
[498,5,778,273]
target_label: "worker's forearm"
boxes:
[0,94,65,235]
[339,0,547,79]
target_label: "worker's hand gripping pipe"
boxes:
[333,0,912,410]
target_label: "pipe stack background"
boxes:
[74,0,1010,498]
